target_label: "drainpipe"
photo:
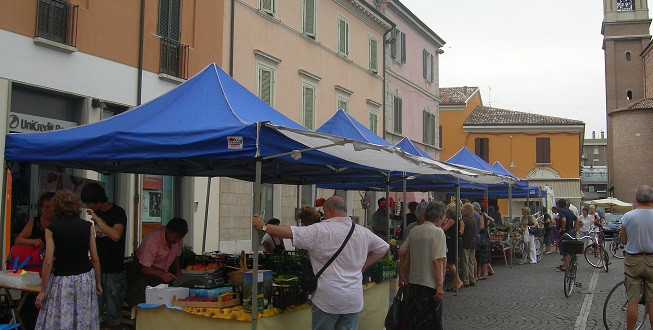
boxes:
[229,0,235,76]
[134,0,145,252]
[382,26,393,140]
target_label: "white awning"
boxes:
[527,179,582,200]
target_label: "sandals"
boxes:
[556,265,566,272]
[478,276,488,280]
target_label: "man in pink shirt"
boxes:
[126,218,188,307]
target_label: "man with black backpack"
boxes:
[253,195,389,330]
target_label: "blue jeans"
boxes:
[311,304,359,330]
[98,272,126,326]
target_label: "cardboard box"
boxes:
[189,286,233,299]
[145,286,189,305]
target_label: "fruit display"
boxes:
[184,262,221,270]
[173,293,239,308]
[181,305,287,321]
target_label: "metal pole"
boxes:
[402,174,407,240]
[0,166,8,263]
[296,185,301,226]
[508,183,513,267]
[526,180,531,212]
[251,161,262,329]
[455,183,461,295]
[201,177,212,254]
[385,175,390,244]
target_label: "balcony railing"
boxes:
[35,0,78,47]
[160,37,189,80]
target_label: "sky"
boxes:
[403,0,609,138]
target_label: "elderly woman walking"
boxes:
[399,201,447,330]
[35,190,102,330]
[521,207,539,264]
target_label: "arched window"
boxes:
[626,52,632,61]
[627,90,633,100]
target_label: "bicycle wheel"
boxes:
[603,280,648,329]
[514,239,527,265]
[584,244,603,268]
[610,240,625,259]
[603,248,610,273]
[536,238,543,261]
[564,258,576,298]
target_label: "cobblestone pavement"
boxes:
[441,246,648,330]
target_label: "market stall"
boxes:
[4,63,498,329]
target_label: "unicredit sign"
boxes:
[8,112,77,133]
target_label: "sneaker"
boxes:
[530,261,537,264]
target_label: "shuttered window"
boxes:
[338,17,349,56]
[258,66,274,106]
[369,37,378,73]
[303,0,316,37]
[393,95,402,134]
[390,29,397,59]
[337,98,349,112]
[260,0,275,16]
[423,110,436,145]
[430,53,435,82]
[475,138,489,162]
[536,138,551,163]
[158,0,181,41]
[423,49,428,79]
[302,84,316,129]
[438,125,442,148]
[369,111,378,134]
[400,32,406,63]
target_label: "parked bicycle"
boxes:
[513,236,543,265]
[603,280,649,329]
[584,229,610,272]
[562,233,589,298]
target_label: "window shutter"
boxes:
[370,38,378,73]
[259,68,273,106]
[400,32,406,63]
[169,0,181,41]
[536,138,550,163]
[261,0,274,15]
[393,96,399,133]
[429,54,435,82]
[303,86,315,129]
[438,125,442,148]
[475,138,481,158]
[395,97,403,133]
[390,29,397,59]
[369,113,378,134]
[158,0,170,37]
[483,138,489,162]
[338,19,346,54]
[423,111,429,143]
[303,0,316,37]
[423,50,428,78]
[431,115,436,145]
[345,21,349,55]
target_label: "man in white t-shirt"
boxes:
[252,196,389,330]
[577,207,593,248]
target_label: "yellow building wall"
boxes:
[439,92,483,160]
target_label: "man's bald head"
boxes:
[323,196,347,219]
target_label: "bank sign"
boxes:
[9,112,77,133]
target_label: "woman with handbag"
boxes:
[521,207,539,264]
[477,204,495,280]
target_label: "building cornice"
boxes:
[608,106,653,117]
[439,104,466,111]
[333,0,393,32]
[386,69,440,102]
[463,124,585,133]
[335,85,354,96]
[254,49,282,64]
[298,69,322,82]
[366,99,382,108]
[386,1,445,47]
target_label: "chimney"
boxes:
[592,131,596,139]
[601,131,605,139]
[463,86,468,94]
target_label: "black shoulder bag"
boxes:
[300,221,356,294]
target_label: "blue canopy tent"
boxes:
[4,63,493,324]
[395,137,433,159]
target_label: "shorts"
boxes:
[624,253,653,303]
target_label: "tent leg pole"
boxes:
[251,161,262,330]
[455,183,460,295]
[0,166,8,264]
[402,175,407,240]
[296,185,301,226]
[385,176,390,245]
[508,184,513,268]
[201,177,212,254]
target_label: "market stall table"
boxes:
[133,281,389,330]
[0,283,40,330]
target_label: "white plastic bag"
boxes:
[0,270,41,289]
[523,227,531,243]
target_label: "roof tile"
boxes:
[464,106,584,126]
[614,98,653,111]
[439,87,478,105]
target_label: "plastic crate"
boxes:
[271,284,307,309]
[381,265,397,281]
[562,240,585,254]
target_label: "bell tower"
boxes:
[601,0,651,194]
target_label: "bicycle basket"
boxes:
[562,240,585,254]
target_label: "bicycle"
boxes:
[562,233,589,298]
[610,239,626,259]
[513,236,543,265]
[603,280,649,329]
[584,229,610,272]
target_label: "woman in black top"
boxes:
[35,190,102,330]
[542,207,554,254]
[16,192,55,247]
[443,203,464,291]
[460,203,478,286]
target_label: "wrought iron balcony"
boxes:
[160,37,189,80]
[35,0,78,47]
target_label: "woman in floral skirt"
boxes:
[35,190,102,329]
